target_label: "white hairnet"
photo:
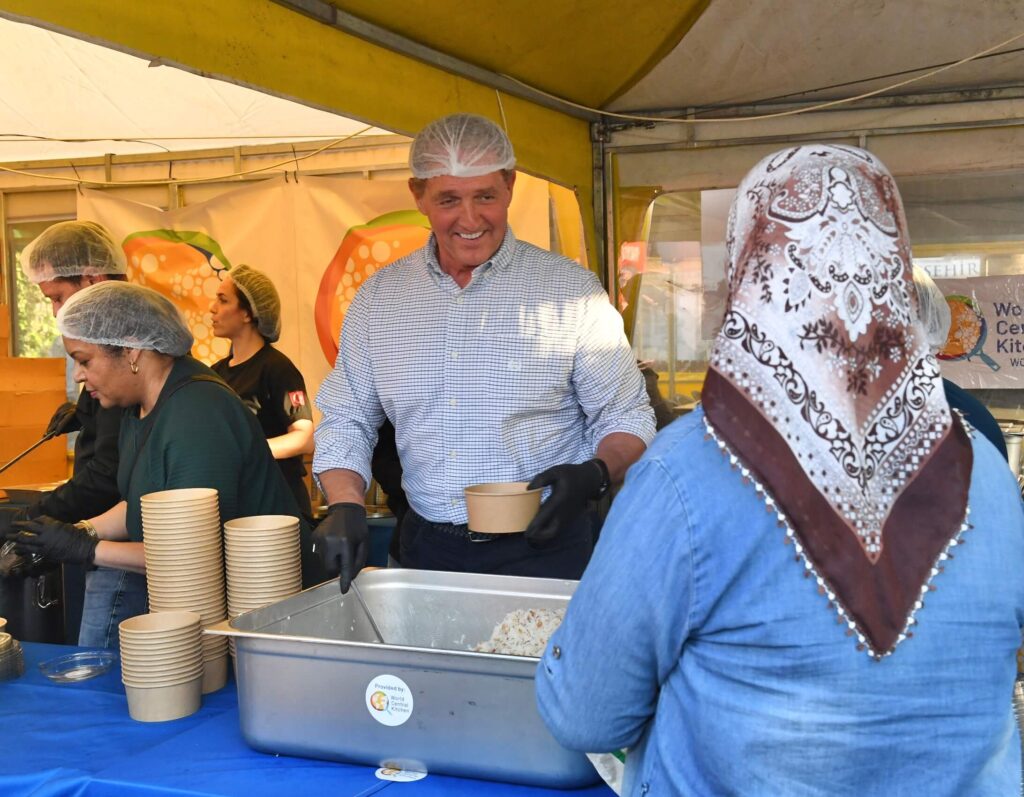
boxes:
[409,113,515,179]
[57,281,194,357]
[229,264,281,343]
[22,221,127,284]
[912,265,952,354]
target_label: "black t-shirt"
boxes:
[212,345,313,515]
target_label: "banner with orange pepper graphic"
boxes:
[78,172,555,414]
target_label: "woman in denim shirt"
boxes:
[537,145,1024,796]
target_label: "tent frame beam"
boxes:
[607,84,1024,123]
[271,0,600,122]
[604,114,1024,156]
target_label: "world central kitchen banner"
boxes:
[78,174,551,411]
[933,274,1024,389]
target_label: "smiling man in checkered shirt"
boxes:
[313,113,656,592]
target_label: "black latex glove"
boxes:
[312,503,368,594]
[7,516,97,565]
[44,402,82,438]
[0,506,28,537]
[525,459,607,546]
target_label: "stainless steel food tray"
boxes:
[206,568,597,788]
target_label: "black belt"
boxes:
[407,510,505,543]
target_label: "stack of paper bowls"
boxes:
[119,611,203,722]
[224,515,303,657]
[141,488,228,694]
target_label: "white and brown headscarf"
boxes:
[702,145,973,658]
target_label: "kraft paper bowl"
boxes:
[464,482,543,533]
[124,676,202,722]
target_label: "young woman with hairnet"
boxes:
[209,264,322,585]
[913,265,1008,459]
[536,146,1024,795]
[4,282,307,648]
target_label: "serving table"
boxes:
[0,641,613,796]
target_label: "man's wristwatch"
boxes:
[590,458,611,499]
[74,520,99,541]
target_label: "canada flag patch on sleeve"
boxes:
[288,391,306,408]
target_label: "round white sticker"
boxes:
[365,673,414,727]
[375,767,428,782]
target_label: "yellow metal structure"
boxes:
[0,0,710,270]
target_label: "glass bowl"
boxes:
[39,650,117,683]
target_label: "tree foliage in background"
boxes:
[10,221,62,358]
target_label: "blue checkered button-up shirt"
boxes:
[314,228,656,524]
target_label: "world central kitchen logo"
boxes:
[369,690,390,713]
[939,295,1005,372]
[992,300,1024,366]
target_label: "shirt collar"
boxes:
[424,226,518,285]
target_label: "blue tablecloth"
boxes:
[0,642,613,797]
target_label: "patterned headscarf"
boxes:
[702,145,973,658]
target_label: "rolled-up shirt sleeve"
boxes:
[572,276,656,450]
[313,279,385,490]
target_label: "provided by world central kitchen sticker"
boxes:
[375,768,428,782]
[366,674,414,727]
[935,274,1024,389]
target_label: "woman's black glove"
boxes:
[6,516,98,565]
[0,506,28,537]
[525,459,609,546]
[312,503,368,594]
[44,402,81,438]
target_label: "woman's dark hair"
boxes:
[232,280,256,324]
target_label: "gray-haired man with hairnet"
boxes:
[313,113,655,592]
[0,221,130,643]
[13,221,128,524]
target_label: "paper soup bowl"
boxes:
[120,645,202,663]
[121,659,203,680]
[144,542,223,558]
[141,488,218,504]
[223,516,300,532]
[141,506,221,520]
[121,659,204,681]
[124,677,202,722]
[119,611,201,636]
[119,625,200,644]
[225,552,301,566]
[464,482,543,533]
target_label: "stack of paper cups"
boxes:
[141,488,228,694]
[224,515,303,658]
[119,611,203,722]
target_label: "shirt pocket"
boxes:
[486,333,573,403]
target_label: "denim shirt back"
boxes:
[537,407,1024,797]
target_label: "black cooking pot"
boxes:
[0,560,64,643]
[0,502,65,644]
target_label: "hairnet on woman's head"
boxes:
[912,265,952,354]
[409,113,516,179]
[23,221,127,284]
[57,282,194,357]
[228,264,281,343]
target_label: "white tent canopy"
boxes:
[0,16,383,164]
[610,0,1024,112]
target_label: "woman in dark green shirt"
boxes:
[6,282,305,648]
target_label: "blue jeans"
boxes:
[78,567,148,649]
